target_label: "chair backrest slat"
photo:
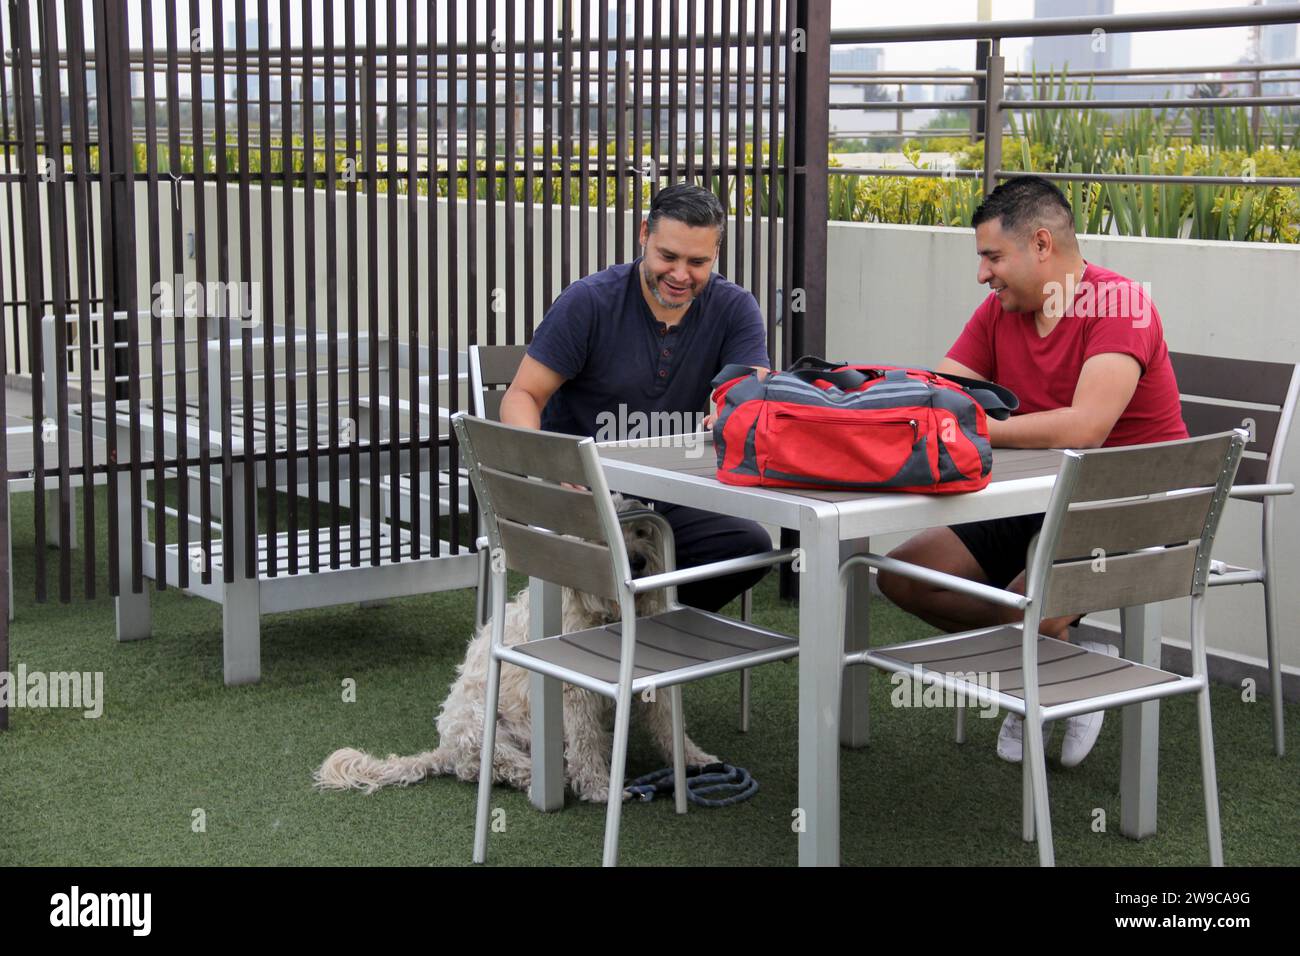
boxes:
[1181,400,1280,456]
[476,344,529,390]
[480,389,506,423]
[496,518,619,599]
[1169,351,1295,407]
[459,415,590,487]
[1043,542,1199,619]
[480,465,607,540]
[1065,433,1236,502]
[1053,489,1213,561]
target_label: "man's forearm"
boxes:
[499,388,543,430]
[987,407,1108,449]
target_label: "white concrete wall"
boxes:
[826,221,1300,673]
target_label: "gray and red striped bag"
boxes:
[710,357,1018,494]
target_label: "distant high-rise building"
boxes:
[1029,0,1168,103]
[1262,0,1297,64]
[830,46,883,75]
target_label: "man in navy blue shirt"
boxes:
[500,183,772,612]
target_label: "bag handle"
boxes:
[933,372,1020,421]
[786,355,875,390]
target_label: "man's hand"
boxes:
[984,352,1141,449]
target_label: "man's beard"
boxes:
[643,260,692,310]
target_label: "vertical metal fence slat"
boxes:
[165,0,189,588]
[685,0,695,181]
[0,6,7,720]
[613,0,625,265]
[717,0,728,273]
[667,0,677,180]
[542,0,553,312]
[96,0,121,594]
[64,0,97,594]
[505,0,516,345]
[113,0,143,595]
[766,0,779,365]
[560,0,571,290]
[751,0,762,309]
[385,0,399,564]
[114,0,141,599]
[596,0,606,272]
[734,0,745,288]
[258,0,277,576]
[140,0,166,591]
[235,0,258,581]
[454,0,473,549]
[406,0,420,560]
[325,0,340,569]
[365,0,379,565]
[345,0,359,566]
[431,0,447,554]
[14,0,47,600]
[446,0,459,554]
[212,0,235,587]
[0,1,23,375]
[702,0,712,188]
[304,0,320,572]
[650,0,659,203]
[781,0,796,370]
[793,0,828,360]
[36,0,71,602]
[631,0,643,245]
[486,0,497,349]
[578,0,588,277]
[524,0,536,337]
[279,0,298,573]
[0,97,7,725]
[186,0,211,587]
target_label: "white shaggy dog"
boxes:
[315,500,719,803]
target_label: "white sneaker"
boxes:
[996,714,1053,763]
[1060,640,1120,768]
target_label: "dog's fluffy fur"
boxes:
[314,501,718,803]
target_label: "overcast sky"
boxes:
[832,0,1298,73]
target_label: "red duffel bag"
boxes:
[710,356,1018,493]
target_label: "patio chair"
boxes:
[840,431,1246,866]
[467,343,762,732]
[1170,352,1298,756]
[452,412,798,866]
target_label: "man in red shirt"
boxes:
[877,175,1187,767]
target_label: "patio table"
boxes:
[525,432,1164,866]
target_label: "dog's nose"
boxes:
[630,553,647,575]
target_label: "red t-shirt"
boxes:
[946,262,1187,447]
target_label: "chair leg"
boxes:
[954,703,966,744]
[1022,754,1035,843]
[474,549,490,631]
[1262,576,1284,757]
[602,693,635,867]
[739,589,753,732]
[670,686,688,815]
[1196,685,1225,866]
[472,652,504,864]
[1024,718,1054,866]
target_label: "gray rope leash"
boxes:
[624,763,759,807]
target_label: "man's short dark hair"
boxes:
[971,175,1075,241]
[646,182,726,243]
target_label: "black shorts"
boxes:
[949,513,1046,590]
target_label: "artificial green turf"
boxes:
[1,485,1296,866]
